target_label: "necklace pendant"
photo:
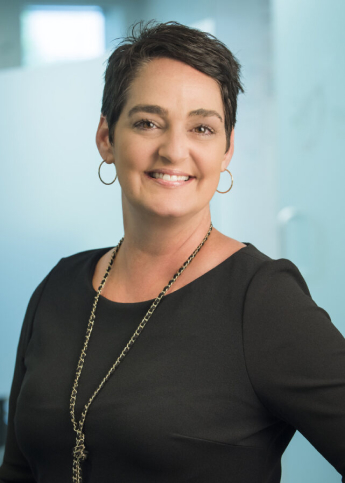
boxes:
[73,431,88,462]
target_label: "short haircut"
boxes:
[101,20,244,152]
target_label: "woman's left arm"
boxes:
[243,258,345,480]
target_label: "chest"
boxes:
[15,277,277,481]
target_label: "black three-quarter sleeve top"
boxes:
[0,242,344,483]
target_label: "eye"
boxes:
[193,125,215,136]
[134,119,157,130]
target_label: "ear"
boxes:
[95,115,115,164]
[220,128,235,171]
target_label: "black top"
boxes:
[1,242,344,483]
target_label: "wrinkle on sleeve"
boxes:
[242,258,345,480]
[0,263,60,482]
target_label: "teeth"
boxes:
[151,172,189,181]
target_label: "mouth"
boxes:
[144,171,195,188]
[146,171,195,182]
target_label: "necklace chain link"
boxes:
[69,222,213,483]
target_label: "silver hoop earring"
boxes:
[216,168,233,194]
[98,160,117,185]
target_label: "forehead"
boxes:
[124,57,224,112]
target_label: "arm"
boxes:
[243,258,345,480]
[0,271,53,482]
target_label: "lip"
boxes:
[145,168,194,178]
[144,171,195,188]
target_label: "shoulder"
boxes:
[240,247,322,336]
[222,233,311,299]
[243,252,312,306]
[224,238,331,333]
[49,246,112,280]
[211,229,310,293]
[241,249,341,364]
[28,246,112,304]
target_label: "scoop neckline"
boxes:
[87,242,252,307]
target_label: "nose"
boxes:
[157,126,189,164]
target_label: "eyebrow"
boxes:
[127,104,223,123]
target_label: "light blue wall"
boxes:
[272,0,345,334]
[272,0,345,481]
[0,57,122,396]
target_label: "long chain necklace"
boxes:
[69,222,213,483]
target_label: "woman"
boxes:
[1,20,344,483]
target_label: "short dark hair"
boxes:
[101,20,244,152]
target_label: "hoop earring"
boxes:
[216,168,233,194]
[98,160,117,185]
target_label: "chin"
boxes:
[149,208,191,219]
[143,201,196,220]
[124,192,203,221]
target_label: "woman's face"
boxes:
[97,57,234,221]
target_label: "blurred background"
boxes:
[0,0,344,480]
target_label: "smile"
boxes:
[151,172,189,181]
[144,171,195,188]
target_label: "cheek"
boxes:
[195,154,223,195]
[197,148,223,179]
[115,139,149,175]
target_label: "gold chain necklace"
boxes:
[69,222,213,483]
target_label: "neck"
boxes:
[114,202,214,285]
[124,210,211,257]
